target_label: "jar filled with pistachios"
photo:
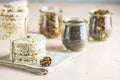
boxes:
[89,9,112,41]
[62,17,87,52]
[39,7,63,38]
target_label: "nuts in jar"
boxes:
[89,9,112,41]
[39,7,63,38]
[62,17,87,52]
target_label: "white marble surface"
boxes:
[0,3,120,80]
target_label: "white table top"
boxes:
[0,3,120,80]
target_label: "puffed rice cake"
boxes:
[11,33,46,65]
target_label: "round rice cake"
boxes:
[4,0,28,8]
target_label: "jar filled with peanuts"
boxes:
[39,7,63,38]
[89,9,112,41]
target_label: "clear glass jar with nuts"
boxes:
[39,6,63,39]
[89,9,112,41]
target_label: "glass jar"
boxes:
[62,17,87,52]
[39,6,63,38]
[89,9,112,41]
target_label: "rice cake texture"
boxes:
[0,0,28,40]
[11,34,46,65]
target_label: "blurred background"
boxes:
[0,0,120,3]
[0,0,119,33]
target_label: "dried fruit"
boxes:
[40,56,52,67]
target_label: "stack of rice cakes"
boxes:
[11,34,46,65]
[0,1,28,39]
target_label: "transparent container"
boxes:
[62,17,87,52]
[89,9,112,41]
[39,6,63,39]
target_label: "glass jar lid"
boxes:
[40,6,62,13]
[63,17,87,26]
[89,9,112,17]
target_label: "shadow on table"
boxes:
[46,45,66,53]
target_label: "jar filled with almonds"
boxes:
[89,9,112,41]
[39,7,63,38]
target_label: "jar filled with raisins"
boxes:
[89,9,112,41]
[39,7,63,38]
[62,17,87,52]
